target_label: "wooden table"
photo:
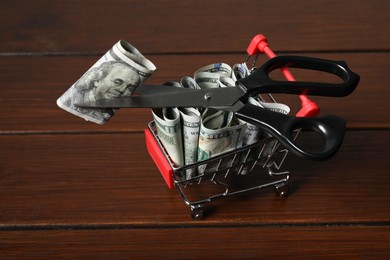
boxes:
[1,0,389,258]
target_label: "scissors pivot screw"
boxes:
[204,93,212,101]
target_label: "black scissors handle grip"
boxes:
[237,55,360,97]
[236,104,346,160]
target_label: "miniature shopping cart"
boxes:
[145,98,298,219]
[142,57,358,218]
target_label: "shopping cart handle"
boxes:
[236,104,346,160]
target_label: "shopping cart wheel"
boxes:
[190,206,204,220]
[275,182,289,197]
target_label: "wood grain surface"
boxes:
[1,0,389,53]
[0,0,389,258]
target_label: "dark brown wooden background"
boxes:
[1,0,389,258]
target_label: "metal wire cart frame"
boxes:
[145,94,301,220]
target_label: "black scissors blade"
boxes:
[134,83,192,95]
[75,85,245,109]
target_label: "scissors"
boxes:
[76,55,360,160]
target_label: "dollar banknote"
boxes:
[57,40,156,124]
[219,76,236,88]
[150,76,202,178]
[197,108,246,174]
[152,107,184,167]
[194,62,232,77]
[238,97,290,174]
[179,107,201,179]
[180,76,200,90]
[232,62,251,81]
[162,80,182,88]
[194,63,233,89]
[233,61,289,175]
[240,97,290,146]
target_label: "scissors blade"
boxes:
[75,86,245,109]
[134,83,190,95]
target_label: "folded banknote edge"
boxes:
[56,98,106,125]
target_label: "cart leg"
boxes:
[275,182,289,197]
[190,205,204,220]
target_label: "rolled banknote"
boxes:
[150,77,201,177]
[256,99,290,162]
[194,62,232,77]
[152,107,184,167]
[180,76,200,90]
[239,97,290,146]
[219,76,236,88]
[258,100,290,115]
[197,108,246,173]
[57,40,156,124]
[232,62,251,81]
[194,63,233,89]
[179,107,201,179]
[162,80,182,88]
[194,71,221,89]
[238,98,290,174]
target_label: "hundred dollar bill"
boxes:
[57,40,156,124]
[238,98,290,174]
[197,109,245,173]
[194,63,233,89]
[150,76,201,177]
[219,76,236,88]
[194,62,232,77]
[180,76,201,90]
[258,100,290,158]
[179,107,201,179]
[162,80,182,88]
[233,62,250,79]
[152,107,184,167]
[194,72,221,89]
[258,100,290,115]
